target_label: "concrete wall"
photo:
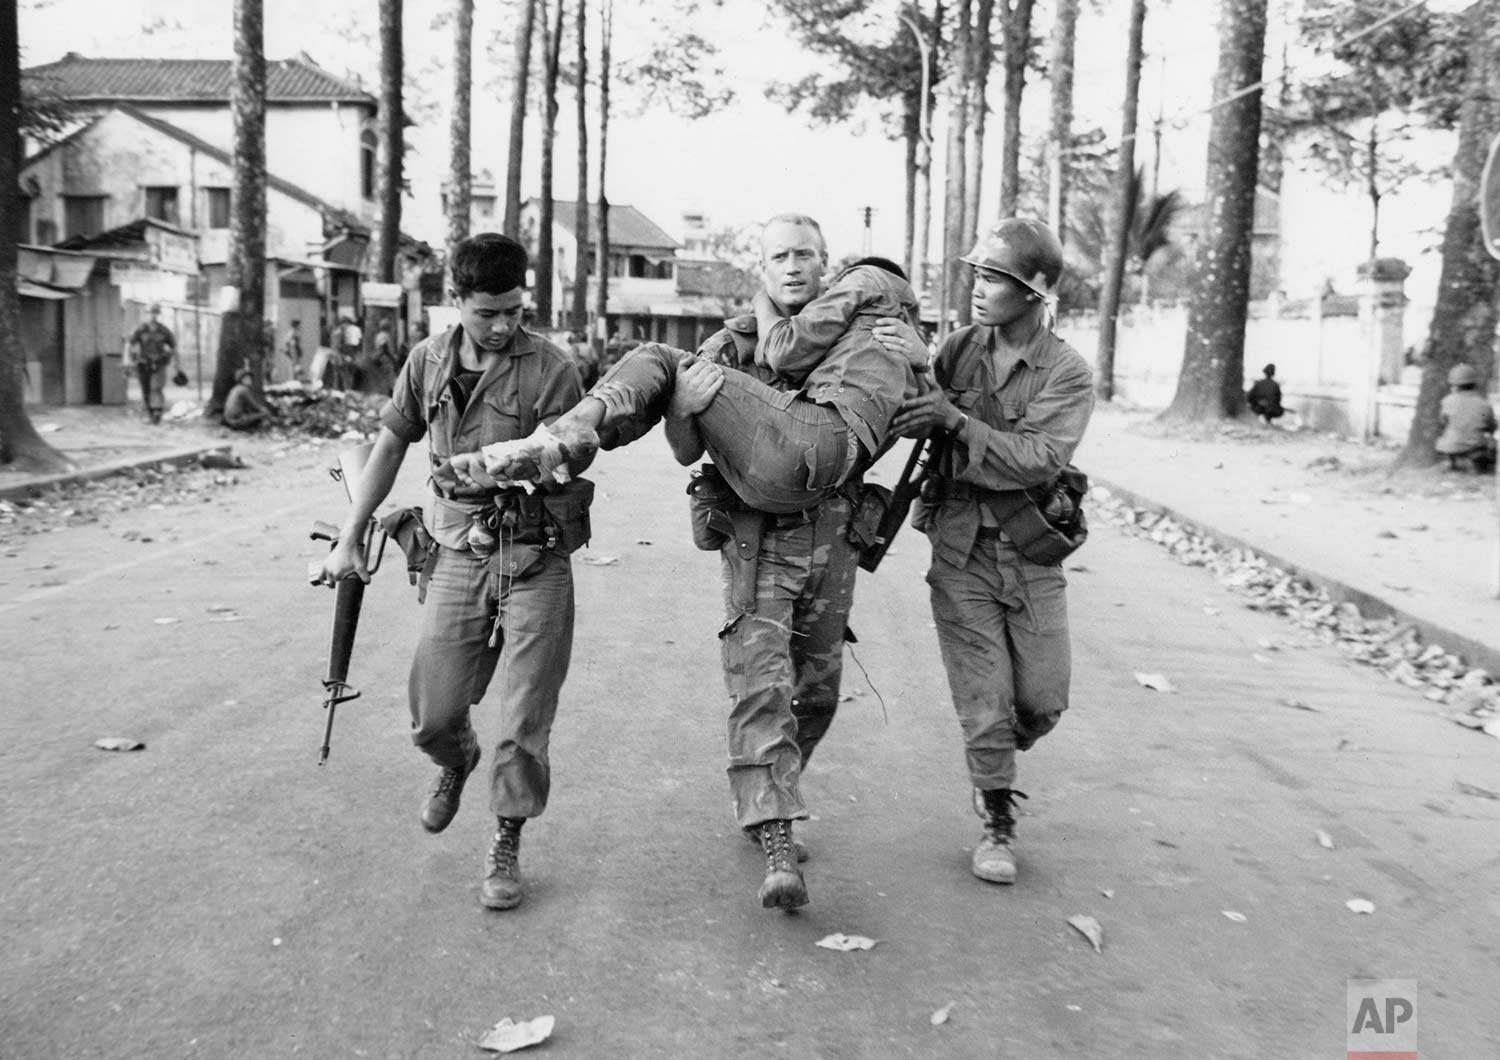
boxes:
[1062,301,1444,439]
[136,102,373,219]
[25,109,327,262]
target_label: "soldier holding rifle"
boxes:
[313,233,593,912]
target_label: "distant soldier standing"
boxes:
[128,303,178,424]
[883,218,1094,886]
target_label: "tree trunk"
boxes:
[594,0,613,360]
[447,0,474,261]
[211,0,268,417]
[1400,0,1500,466]
[503,0,537,239]
[1095,0,1147,403]
[938,0,973,341]
[374,0,402,285]
[996,0,1035,216]
[0,0,69,471]
[536,0,564,328]
[571,0,590,333]
[902,95,918,281]
[1046,0,1079,244]
[957,0,995,328]
[1162,0,1268,423]
[910,0,940,305]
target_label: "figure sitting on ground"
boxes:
[223,368,273,431]
[1435,363,1497,472]
[1246,363,1284,425]
[467,235,927,514]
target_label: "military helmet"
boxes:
[961,218,1064,300]
[1448,363,1478,387]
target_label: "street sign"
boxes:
[1481,131,1500,262]
[145,226,199,274]
[361,281,403,308]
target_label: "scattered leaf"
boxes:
[1100,889,1115,899]
[94,737,145,752]
[1346,898,1376,915]
[816,933,880,951]
[1454,780,1500,801]
[1278,697,1317,712]
[207,604,236,613]
[579,555,619,566]
[635,539,653,545]
[1251,652,1272,664]
[1375,530,1397,539]
[153,617,181,625]
[930,1001,956,1026]
[478,1015,555,1053]
[1222,910,1247,923]
[1202,605,1220,616]
[1315,829,1334,850]
[1133,672,1177,693]
[1067,564,1090,573]
[1067,915,1103,953]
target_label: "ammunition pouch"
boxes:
[486,541,550,582]
[686,464,740,551]
[941,465,1090,566]
[430,478,595,557]
[379,506,438,603]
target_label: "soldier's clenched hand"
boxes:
[669,356,724,418]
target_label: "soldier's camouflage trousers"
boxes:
[721,495,858,828]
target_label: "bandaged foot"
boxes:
[481,421,599,485]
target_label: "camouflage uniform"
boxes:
[380,324,588,820]
[128,318,176,421]
[697,317,862,828]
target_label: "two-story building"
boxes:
[521,199,750,351]
[18,53,433,402]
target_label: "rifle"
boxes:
[307,443,388,765]
[858,433,941,573]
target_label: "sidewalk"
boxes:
[1076,403,1500,675]
[0,393,239,502]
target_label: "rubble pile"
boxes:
[0,460,243,544]
[1089,486,1500,732]
[263,387,384,440]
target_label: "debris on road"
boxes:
[94,737,145,751]
[579,555,619,566]
[1093,490,1500,726]
[478,1014,555,1054]
[1134,672,1177,693]
[816,933,880,952]
[930,1001,956,1026]
[1067,915,1104,953]
[1221,911,1247,923]
[1315,829,1335,850]
[1346,898,1376,915]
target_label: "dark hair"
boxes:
[842,255,907,281]
[450,233,528,297]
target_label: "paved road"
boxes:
[3,432,1497,1059]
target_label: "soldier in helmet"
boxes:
[877,217,1095,887]
[1435,363,1496,472]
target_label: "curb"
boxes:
[1094,476,1500,678]
[0,444,233,503]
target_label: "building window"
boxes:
[144,186,179,226]
[360,129,377,200]
[63,195,107,240]
[205,187,231,229]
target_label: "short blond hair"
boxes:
[761,213,827,259]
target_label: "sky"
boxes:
[15,0,1477,272]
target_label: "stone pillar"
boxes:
[1353,257,1411,439]
[1358,257,1411,384]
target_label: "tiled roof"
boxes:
[541,199,681,251]
[21,53,375,106]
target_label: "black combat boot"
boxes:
[743,822,809,862]
[755,819,808,910]
[421,744,481,834]
[971,788,1028,885]
[481,816,525,910]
